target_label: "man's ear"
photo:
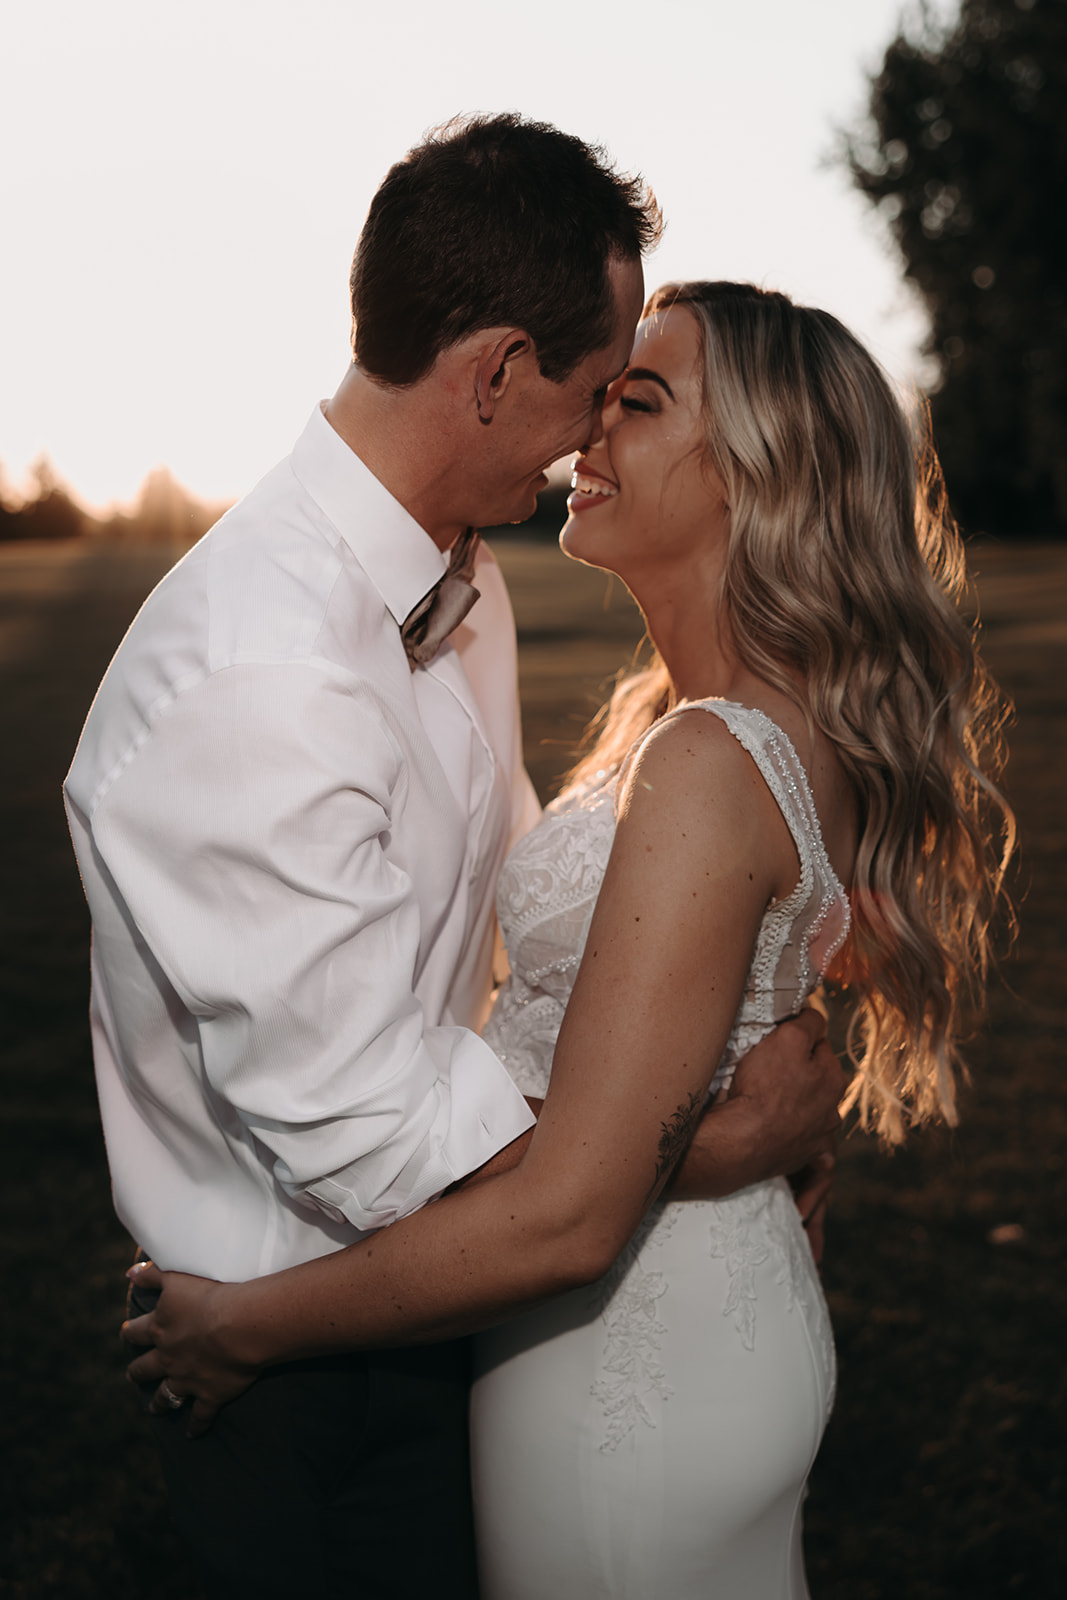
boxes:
[474,331,532,423]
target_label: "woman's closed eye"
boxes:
[620,394,655,414]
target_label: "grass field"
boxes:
[1,533,1063,1597]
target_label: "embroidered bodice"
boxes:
[482,699,850,1099]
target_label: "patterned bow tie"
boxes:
[400,526,481,670]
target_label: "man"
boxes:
[67,115,840,1599]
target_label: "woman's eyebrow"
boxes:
[625,366,675,400]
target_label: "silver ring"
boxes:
[159,1380,185,1411]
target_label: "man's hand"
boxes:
[720,1009,845,1181]
[122,1262,259,1438]
[669,1009,846,1202]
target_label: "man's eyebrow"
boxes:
[625,366,676,400]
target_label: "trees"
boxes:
[0,459,225,545]
[848,0,1067,536]
[0,457,88,542]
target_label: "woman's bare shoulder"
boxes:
[619,709,784,847]
[616,707,799,899]
[621,703,772,804]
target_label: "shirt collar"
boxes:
[289,402,447,624]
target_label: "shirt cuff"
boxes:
[303,1030,536,1233]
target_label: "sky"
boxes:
[1,0,957,511]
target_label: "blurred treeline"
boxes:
[848,0,1067,536]
[0,455,571,547]
[0,457,227,547]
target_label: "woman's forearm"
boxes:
[218,1092,788,1372]
[220,1037,845,1369]
[124,1128,637,1418]
[217,1154,624,1371]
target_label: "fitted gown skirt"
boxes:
[470,1180,835,1600]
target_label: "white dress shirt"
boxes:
[64,404,538,1281]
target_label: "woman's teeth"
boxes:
[571,471,618,498]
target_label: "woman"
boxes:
[127,282,1013,1597]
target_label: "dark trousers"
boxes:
[128,1278,479,1600]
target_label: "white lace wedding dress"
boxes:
[470,700,850,1600]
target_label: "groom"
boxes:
[66,115,842,1599]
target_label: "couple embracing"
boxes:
[66,114,1011,1599]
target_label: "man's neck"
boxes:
[324,365,466,552]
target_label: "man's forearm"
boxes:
[666,1099,770,1200]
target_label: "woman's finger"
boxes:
[187,1397,222,1439]
[148,1380,187,1417]
[126,1346,169,1386]
[126,1260,165,1292]
[121,1311,158,1349]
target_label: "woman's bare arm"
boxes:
[125,716,844,1429]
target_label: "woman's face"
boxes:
[560,304,728,593]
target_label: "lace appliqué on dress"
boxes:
[589,1204,678,1452]
[704,1182,805,1350]
[704,1180,836,1411]
[480,983,563,1099]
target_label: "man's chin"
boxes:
[480,493,540,531]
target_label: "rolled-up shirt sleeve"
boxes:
[87,659,535,1232]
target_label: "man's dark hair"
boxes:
[350,112,662,386]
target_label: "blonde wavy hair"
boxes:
[569,280,1015,1144]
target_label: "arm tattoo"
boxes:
[649,1089,703,1201]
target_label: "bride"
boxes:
[126,281,1012,1597]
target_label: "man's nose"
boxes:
[583,386,623,453]
[584,405,606,451]
[586,383,628,451]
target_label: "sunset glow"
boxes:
[3,0,955,512]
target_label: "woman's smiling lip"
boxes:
[567,460,618,513]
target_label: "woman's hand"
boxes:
[122,1262,260,1437]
